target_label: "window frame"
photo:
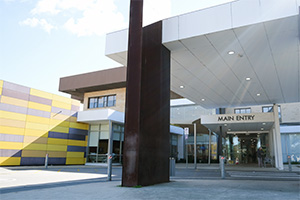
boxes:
[88,94,116,109]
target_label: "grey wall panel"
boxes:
[27,108,51,118]
[2,88,30,101]
[3,81,30,94]
[51,106,71,116]
[0,133,24,142]
[29,95,52,105]
[0,149,22,157]
[0,103,28,114]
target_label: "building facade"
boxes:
[0,80,89,166]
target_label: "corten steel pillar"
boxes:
[122,0,171,187]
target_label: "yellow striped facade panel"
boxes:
[23,136,48,144]
[26,122,49,131]
[67,140,86,147]
[46,144,67,152]
[21,150,46,157]
[48,138,68,145]
[24,129,48,137]
[67,152,84,158]
[69,122,89,130]
[0,96,28,107]
[30,88,53,100]
[23,143,47,151]
[0,126,25,135]
[49,126,69,133]
[52,100,71,110]
[0,87,2,95]
[47,151,67,158]
[71,99,80,107]
[50,113,70,121]
[49,119,70,127]
[26,115,49,124]
[69,117,77,122]
[52,94,72,104]
[28,101,51,112]
[0,157,21,166]
[66,157,85,165]
[0,141,23,150]
[0,118,26,128]
[0,80,3,88]
[0,110,27,121]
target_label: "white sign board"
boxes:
[184,127,189,139]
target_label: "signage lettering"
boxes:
[218,115,255,122]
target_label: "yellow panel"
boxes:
[69,122,89,130]
[0,157,21,166]
[71,99,80,107]
[47,151,67,158]
[0,126,25,135]
[0,110,27,121]
[49,126,69,133]
[52,100,71,110]
[0,118,26,128]
[48,138,68,145]
[67,140,86,147]
[22,150,47,157]
[69,117,77,122]
[1,96,28,108]
[49,119,70,127]
[28,101,51,112]
[26,122,49,131]
[0,141,23,149]
[24,129,48,137]
[0,80,3,88]
[52,94,72,104]
[51,113,70,121]
[30,88,53,99]
[23,143,47,151]
[67,152,84,158]
[47,144,67,151]
[66,157,85,165]
[26,115,49,124]
[23,136,48,144]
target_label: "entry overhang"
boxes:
[201,112,274,135]
[105,0,300,108]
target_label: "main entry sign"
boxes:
[201,112,274,125]
[218,115,255,122]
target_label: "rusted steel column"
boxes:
[122,0,143,187]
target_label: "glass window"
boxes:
[262,106,273,113]
[234,108,251,114]
[88,95,116,109]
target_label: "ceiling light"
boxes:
[179,85,184,89]
[228,128,231,131]
[261,128,264,131]
[228,51,235,55]
[224,124,227,126]
[262,123,266,125]
[257,93,261,96]
[201,99,205,101]
[246,77,251,81]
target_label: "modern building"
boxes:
[59,67,184,165]
[0,80,89,166]
[104,0,300,171]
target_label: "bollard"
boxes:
[45,153,49,169]
[107,154,113,181]
[220,156,225,179]
[287,155,292,172]
[169,157,175,176]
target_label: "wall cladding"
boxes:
[0,80,88,166]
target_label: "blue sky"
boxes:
[1,0,235,97]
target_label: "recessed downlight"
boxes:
[262,123,266,125]
[261,128,264,131]
[246,77,251,81]
[257,93,261,96]
[179,85,184,89]
[201,98,205,101]
[228,51,235,55]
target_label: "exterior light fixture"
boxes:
[228,51,235,55]
[228,128,231,131]
[179,85,184,89]
[261,128,264,131]
[246,77,251,81]
[201,99,205,101]
[262,122,266,125]
[257,93,261,96]
[224,124,227,127]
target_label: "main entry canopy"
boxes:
[105,0,300,109]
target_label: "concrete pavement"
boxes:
[0,164,299,200]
